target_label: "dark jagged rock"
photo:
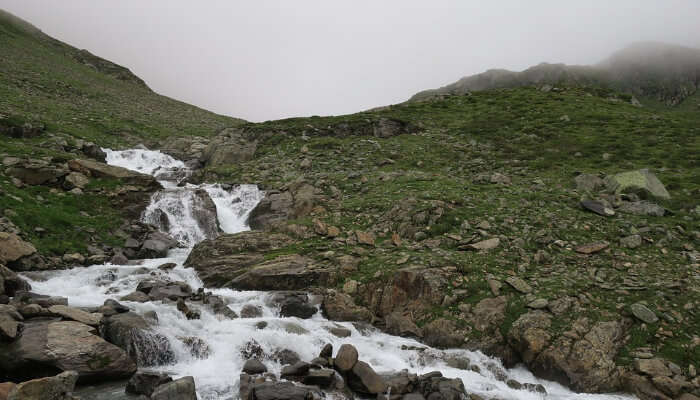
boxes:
[243,359,268,375]
[100,312,174,367]
[269,291,317,319]
[126,371,172,396]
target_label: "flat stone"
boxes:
[48,305,102,326]
[634,358,671,377]
[505,277,532,294]
[580,200,615,217]
[575,241,609,254]
[630,303,658,324]
[465,238,500,251]
[527,299,549,309]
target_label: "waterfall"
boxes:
[21,149,635,400]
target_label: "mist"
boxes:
[1,0,699,122]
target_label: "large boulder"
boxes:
[0,320,136,382]
[229,254,332,291]
[150,376,197,400]
[347,361,387,395]
[100,312,174,366]
[5,160,68,186]
[605,169,671,200]
[268,292,317,319]
[126,371,172,397]
[248,181,317,231]
[185,231,294,287]
[67,159,159,188]
[529,318,628,392]
[0,233,37,267]
[137,231,179,259]
[0,265,31,296]
[192,189,221,240]
[6,371,78,400]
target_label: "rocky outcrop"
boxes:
[248,181,317,231]
[67,159,159,188]
[185,231,295,287]
[201,128,258,168]
[509,316,629,392]
[0,320,136,382]
[5,160,68,186]
[0,265,31,296]
[231,255,333,291]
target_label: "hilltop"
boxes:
[410,42,700,107]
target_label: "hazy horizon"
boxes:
[2,1,699,122]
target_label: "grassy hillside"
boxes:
[0,9,244,256]
[206,86,699,371]
[0,9,244,150]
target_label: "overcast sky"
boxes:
[1,1,699,122]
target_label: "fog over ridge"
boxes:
[1,0,699,121]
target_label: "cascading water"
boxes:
[22,149,635,400]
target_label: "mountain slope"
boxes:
[0,9,244,149]
[410,42,700,107]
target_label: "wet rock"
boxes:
[137,279,192,301]
[281,361,312,378]
[240,304,263,318]
[204,294,238,319]
[335,344,359,373]
[7,370,78,400]
[269,292,316,319]
[101,312,174,366]
[348,361,387,394]
[191,189,221,240]
[126,371,172,397]
[81,143,107,162]
[179,336,211,359]
[151,376,197,400]
[302,369,336,388]
[272,349,301,366]
[0,233,37,267]
[176,299,201,320]
[0,320,136,382]
[0,265,31,297]
[326,325,352,338]
[605,169,670,200]
[137,232,178,259]
[320,344,333,358]
[580,200,615,217]
[243,359,268,375]
[119,291,149,302]
[630,303,658,323]
[249,381,320,400]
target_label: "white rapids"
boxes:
[22,149,635,400]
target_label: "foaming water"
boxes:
[22,149,635,400]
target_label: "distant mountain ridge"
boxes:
[410,42,700,106]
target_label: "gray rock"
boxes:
[126,371,172,396]
[618,201,666,216]
[620,235,642,249]
[242,359,268,375]
[151,376,197,400]
[335,344,359,372]
[630,303,658,324]
[580,200,615,217]
[605,169,670,200]
[505,277,532,294]
[101,312,174,366]
[348,361,387,394]
[240,304,263,318]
